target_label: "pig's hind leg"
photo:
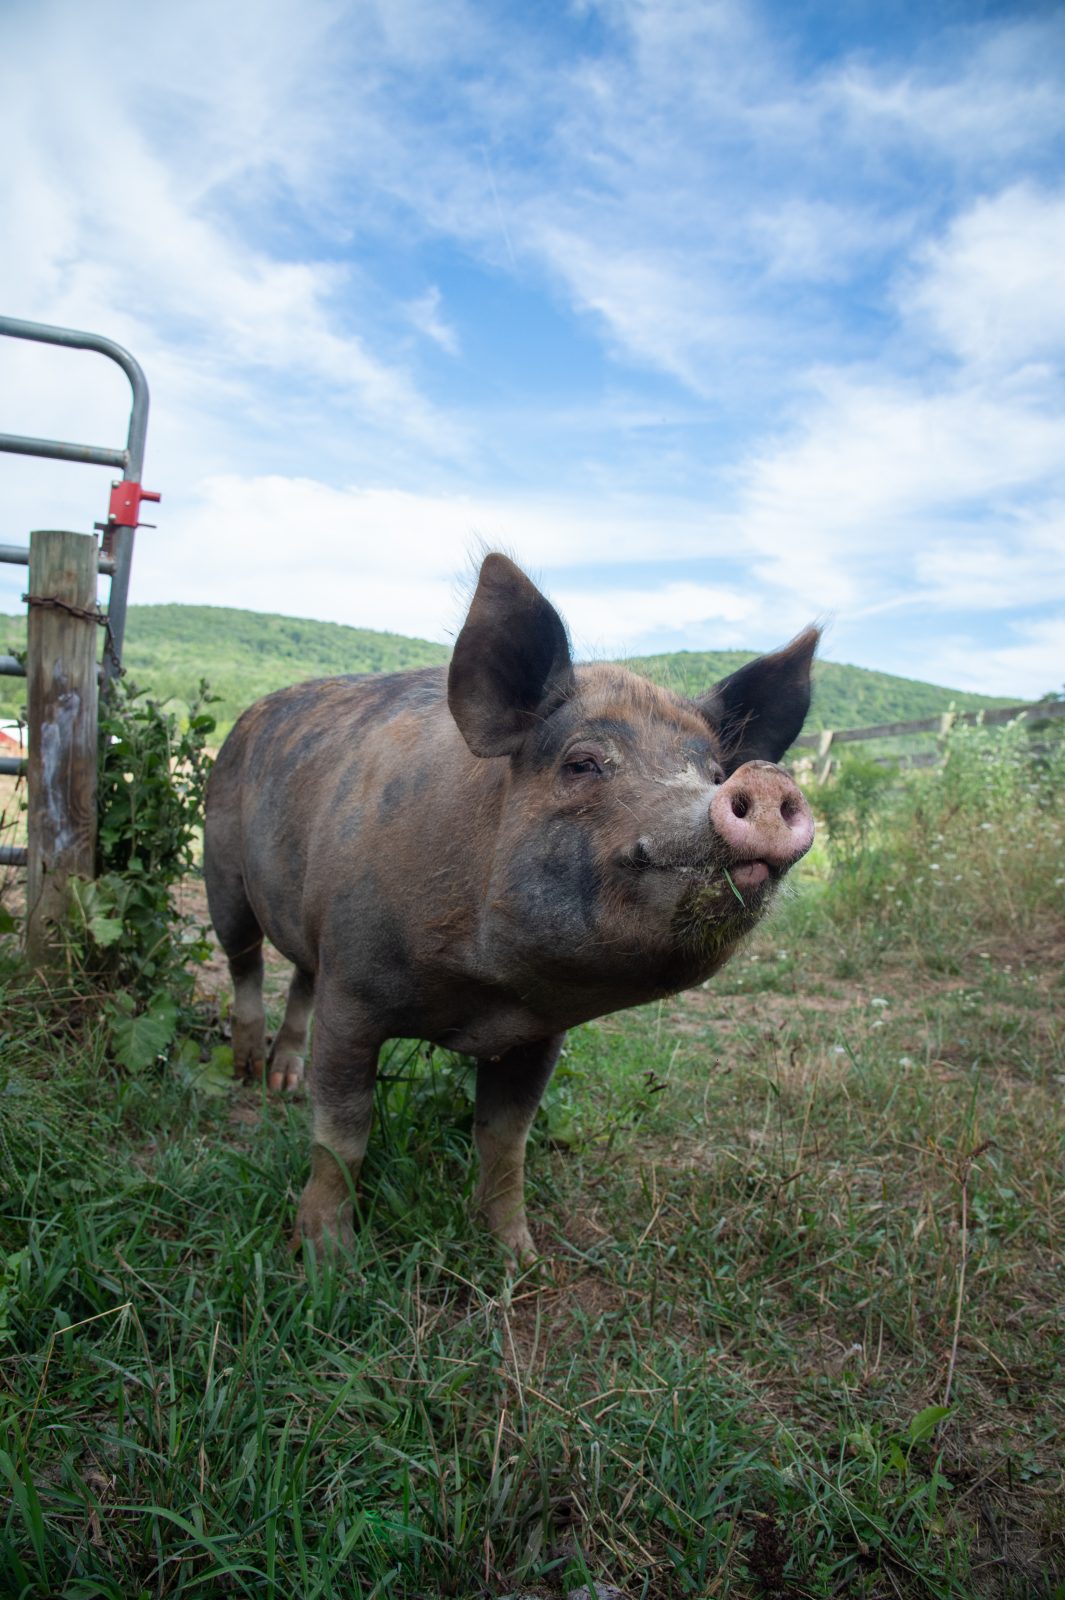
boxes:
[267,967,314,1093]
[205,859,268,1083]
[293,981,380,1257]
[473,1035,564,1267]
[228,942,267,1081]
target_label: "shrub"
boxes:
[800,717,1065,967]
[0,677,219,1073]
[811,752,897,866]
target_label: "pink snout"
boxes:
[710,761,814,889]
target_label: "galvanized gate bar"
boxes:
[0,315,149,475]
[0,434,126,469]
[0,314,155,685]
[0,317,157,882]
[1,541,115,575]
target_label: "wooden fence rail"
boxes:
[790,697,1065,782]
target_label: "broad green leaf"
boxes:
[188,1044,236,1097]
[906,1404,952,1445]
[110,996,179,1073]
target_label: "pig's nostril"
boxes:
[730,793,750,820]
[780,796,798,822]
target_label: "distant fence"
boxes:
[790,698,1065,784]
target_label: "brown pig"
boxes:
[204,554,817,1263]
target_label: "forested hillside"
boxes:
[627,648,1012,732]
[0,605,450,734]
[0,603,1013,736]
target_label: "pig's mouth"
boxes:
[617,841,780,906]
[727,860,771,891]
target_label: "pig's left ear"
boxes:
[695,625,819,770]
[448,554,574,757]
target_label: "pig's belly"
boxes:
[415,975,659,1058]
[403,981,591,1057]
[429,1008,558,1057]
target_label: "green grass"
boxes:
[1,728,1063,1597]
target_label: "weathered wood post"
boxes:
[816,727,835,785]
[25,529,100,963]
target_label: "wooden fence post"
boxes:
[25,529,100,963]
[816,728,834,785]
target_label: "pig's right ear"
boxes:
[448,554,574,757]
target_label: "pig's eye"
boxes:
[562,750,605,778]
[708,760,726,785]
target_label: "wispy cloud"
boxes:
[1,0,1063,700]
[904,185,1065,369]
[404,287,461,355]
[0,0,468,461]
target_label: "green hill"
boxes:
[0,603,1013,739]
[625,648,1012,733]
[0,605,450,735]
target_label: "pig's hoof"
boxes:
[267,1048,306,1095]
[499,1222,539,1271]
[293,1194,356,1258]
[232,1020,267,1081]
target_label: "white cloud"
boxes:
[747,199,910,285]
[829,17,1065,168]
[912,615,1065,702]
[0,0,466,462]
[404,287,461,355]
[115,474,799,653]
[526,227,749,394]
[555,580,757,658]
[2,0,1063,702]
[909,512,1065,613]
[904,185,1065,370]
[720,180,1065,624]
[729,372,1065,614]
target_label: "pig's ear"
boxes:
[448,554,574,757]
[696,625,819,770]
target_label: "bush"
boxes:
[802,718,1065,968]
[811,752,897,866]
[0,677,220,1073]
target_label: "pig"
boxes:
[204,554,817,1264]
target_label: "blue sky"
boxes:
[2,0,1064,697]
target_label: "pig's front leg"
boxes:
[293,985,381,1257]
[473,1035,564,1266]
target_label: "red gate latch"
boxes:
[106,479,161,529]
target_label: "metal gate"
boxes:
[0,314,158,872]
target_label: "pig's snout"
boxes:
[710,762,814,887]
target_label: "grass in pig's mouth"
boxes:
[699,864,775,912]
[722,866,746,904]
[673,864,775,952]
[623,845,779,927]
